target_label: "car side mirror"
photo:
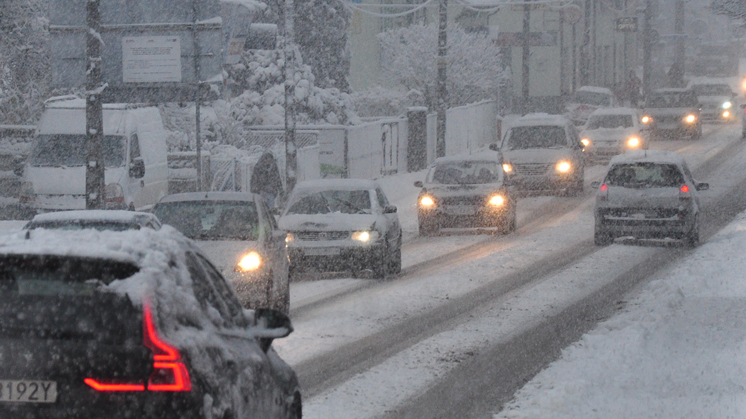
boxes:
[414,181,424,188]
[252,309,293,352]
[695,182,709,191]
[740,103,746,110]
[130,157,145,179]
[489,143,499,152]
[383,205,397,214]
[590,181,601,189]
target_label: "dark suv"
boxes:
[0,228,301,418]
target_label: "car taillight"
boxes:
[85,303,191,392]
[679,184,691,200]
[599,183,608,201]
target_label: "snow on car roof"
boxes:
[158,191,259,204]
[652,88,690,94]
[293,178,380,191]
[433,151,499,164]
[511,113,569,127]
[609,150,687,166]
[589,107,639,116]
[577,86,614,95]
[30,210,157,224]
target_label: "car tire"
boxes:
[500,207,517,233]
[371,245,388,280]
[684,217,700,248]
[594,229,613,246]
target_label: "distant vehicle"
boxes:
[0,227,301,418]
[20,96,169,213]
[689,82,737,121]
[153,192,290,313]
[592,150,708,247]
[642,88,702,140]
[565,86,619,127]
[414,154,516,236]
[579,108,650,163]
[24,210,161,231]
[278,179,402,279]
[497,114,585,196]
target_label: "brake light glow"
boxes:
[600,184,608,191]
[143,303,191,391]
[680,185,689,193]
[84,379,145,392]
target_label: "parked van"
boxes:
[20,96,169,212]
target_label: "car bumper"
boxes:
[419,205,510,228]
[508,174,578,194]
[287,242,385,272]
[595,211,694,239]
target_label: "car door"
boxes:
[258,197,290,313]
[195,253,290,418]
[375,187,401,249]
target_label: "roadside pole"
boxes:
[672,0,685,87]
[435,0,447,158]
[193,1,203,191]
[284,0,298,192]
[85,0,105,210]
[642,0,653,98]
[521,0,531,111]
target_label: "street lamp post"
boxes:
[435,0,448,158]
[284,0,298,192]
[85,0,105,210]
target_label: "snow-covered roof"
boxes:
[43,96,141,110]
[30,210,158,224]
[652,88,690,94]
[294,178,380,192]
[158,191,259,204]
[589,107,639,117]
[433,152,499,164]
[510,113,569,127]
[577,86,615,95]
[609,150,687,166]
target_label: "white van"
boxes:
[20,96,169,212]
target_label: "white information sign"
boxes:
[122,36,182,83]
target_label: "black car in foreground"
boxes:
[416,155,517,235]
[0,227,301,418]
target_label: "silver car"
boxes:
[154,192,290,313]
[579,108,650,163]
[279,179,402,279]
[592,150,709,247]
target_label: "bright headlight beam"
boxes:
[581,138,591,147]
[723,101,732,109]
[641,115,652,124]
[502,163,513,173]
[489,195,505,206]
[352,231,372,242]
[556,161,572,173]
[684,114,696,124]
[627,137,641,148]
[420,196,435,207]
[237,252,261,271]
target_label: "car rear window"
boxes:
[605,163,684,188]
[504,126,568,150]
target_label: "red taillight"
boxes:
[679,184,691,200]
[600,184,608,191]
[143,303,191,391]
[680,185,689,193]
[85,303,191,392]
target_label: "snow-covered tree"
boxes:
[0,0,50,125]
[376,23,507,110]
[258,0,351,91]
[711,0,746,23]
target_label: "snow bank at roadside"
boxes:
[495,211,746,418]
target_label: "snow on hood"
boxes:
[502,148,575,164]
[279,213,378,232]
[423,183,504,197]
[580,127,638,141]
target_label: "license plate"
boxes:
[304,248,341,256]
[0,380,57,403]
[446,206,477,215]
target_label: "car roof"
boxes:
[432,152,499,164]
[293,178,380,191]
[158,192,260,204]
[588,107,639,117]
[651,88,691,94]
[576,86,614,95]
[609,150,687,166]
[510,113,569,127]
[30,210,158,224]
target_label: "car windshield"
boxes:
[605,163,684,188]
[25,221,139,231]
[647,92,698,108]
[154,201,260,241]
[692,84,733,96]
[286,189,372,215]
[571,91,611,106]
[586,115,634,129]
[28,134,126,167]
[505,126,568,150]
[427,161,501,185]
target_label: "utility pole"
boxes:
[435,0,448,158]
[284,0,298,192]
[85,0,105,210]
[193,0,203,191]
[672,0,685,87]
[642,0,653,98]
[522,0,531,110]
[580,0,591,86]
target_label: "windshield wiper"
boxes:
[332,197,367,214]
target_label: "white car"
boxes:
[24,210,161,231]
[690,82,737,121]
[153,192,290,313]
[592,150,709,247]
[579,108,650,163]
[565,86,619,127]
[279,179,402,279]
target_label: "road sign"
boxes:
[616,17,638,32]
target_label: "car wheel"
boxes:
[594,229,613,246]
[371,245,388,280]
[684,217,700,248]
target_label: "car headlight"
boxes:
[237,251,262,271]
[556,161,572,173]
[502,163,513,173]
[352,231,379,242]
[420,196,435,207]
[641,115,652,124]
[723,111,731,118]
[285,233,295,243]
[723,101,732,109]
[684,114,696,124]
[489,195,505,206]
[580,138,591,147]
[627,137,641,148]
